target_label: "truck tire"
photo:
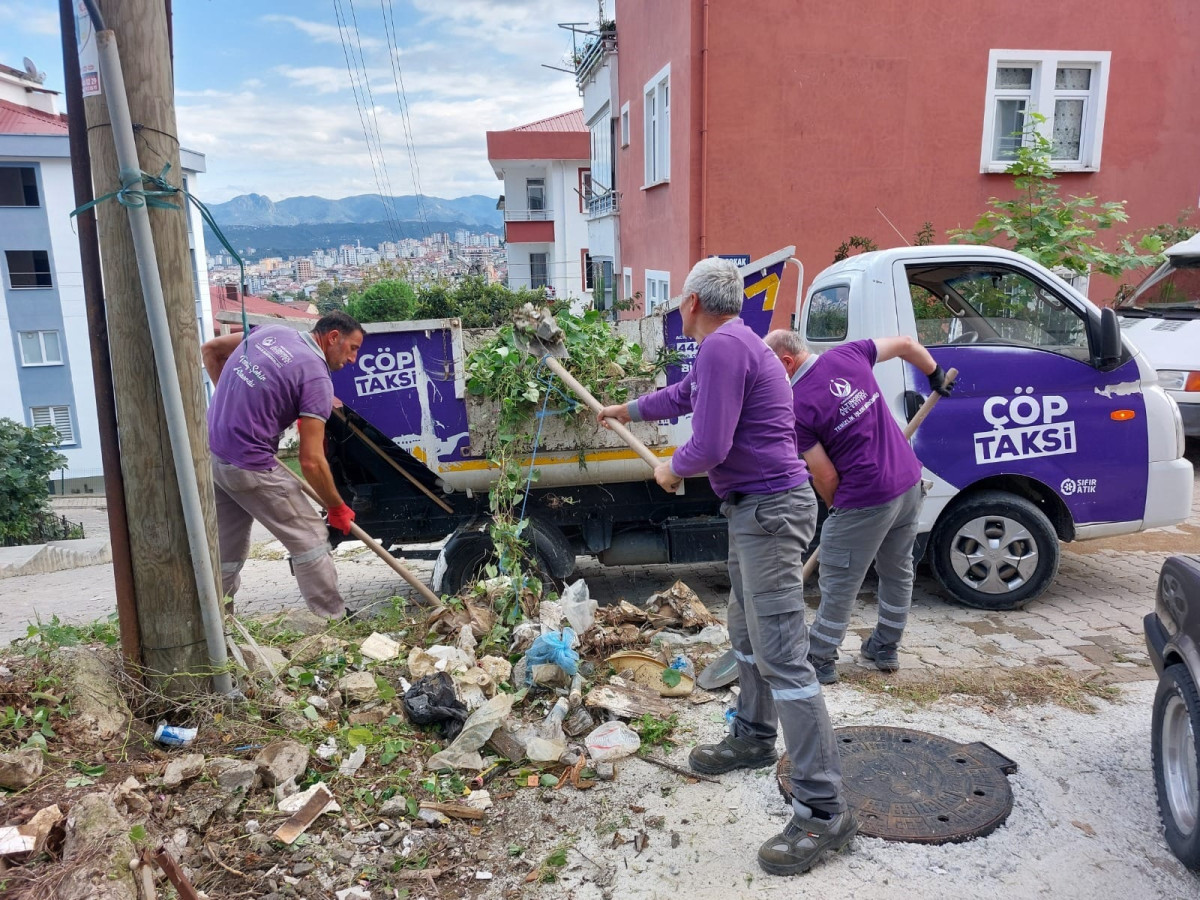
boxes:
[929,490,1059,611]
[435,529,564,596]
[1153,663,1200,870]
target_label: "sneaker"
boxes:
[861,634,900,672]
[758,807,858,876]
[688,733,778,775]
[808,654,838,685]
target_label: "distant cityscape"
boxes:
[206,229,507,299]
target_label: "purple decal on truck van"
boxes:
[330,327,471,463]
[908,349,1148,525]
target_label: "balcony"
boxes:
[586,191,619,219]
[504,208,553,222]
[574,30,617,90]
[504,210,555,244]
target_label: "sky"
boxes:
[0,0,598,202]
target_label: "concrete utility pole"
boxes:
[82,0,222,694]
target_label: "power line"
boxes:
[381,0,431,238]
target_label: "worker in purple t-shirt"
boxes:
[201,312,363,618]
[765,330,952,684]
[598,258,855,877]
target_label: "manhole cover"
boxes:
[777,726,1017,843]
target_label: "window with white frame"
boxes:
[19,330,62,366]
[981,50,1110,172]
[643,65,670,186]
[529,252,548,289]
[645,270,670,313]
[30,405,73,444]
[620,102,630,147]
[623,267,633,301]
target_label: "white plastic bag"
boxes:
[426,692,516,771]
[560,579,598,634]
[585,720,641,762]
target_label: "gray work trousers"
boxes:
[212,458,344,618]
[724,482,845,815]
[809,481,924,661]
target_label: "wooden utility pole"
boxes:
[82,0,220,693]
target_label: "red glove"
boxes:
[326,503,355,535]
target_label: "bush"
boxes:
[345,280,420,323]
[0,418,67,545]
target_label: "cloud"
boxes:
[0,3,60,37]
[261,13,383,50]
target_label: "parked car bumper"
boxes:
[1176,398,1200,439]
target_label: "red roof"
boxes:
[0,98,68,136]
[209,284,319,333]
[510,109,586,133]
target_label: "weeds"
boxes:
[632,713,679,753]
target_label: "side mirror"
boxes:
[1099,307,1122,367]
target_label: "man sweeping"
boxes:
[201,311,363,618]
[598,258,855,876]
[764,330,952,683]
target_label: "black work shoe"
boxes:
[861,634,900,672]
[808,654,838,685]
[758,808,858,876]
[688,734,778,775]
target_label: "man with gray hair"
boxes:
[598,257,855,876]
[764,328,952,684]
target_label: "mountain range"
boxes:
[203,192,503,261]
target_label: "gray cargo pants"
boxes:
[724,482,845,815]
[212,458,345,618]
[809,481,924,661]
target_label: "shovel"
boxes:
[512,305,666,476]
[278,461,441,606]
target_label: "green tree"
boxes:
[345,279,420,323]
[0,418,66,545]
[950,113,1162,278]
[315,280,349,314]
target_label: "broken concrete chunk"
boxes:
[255,739,310,787]
[478,655,512,687]
[212,761,259,795]
[644,580,720,630]
[339,744,367,777]
[0,747,43,790]
[56,647,129,741]
[360,632,402,662]
[338,671,378,704]
[60,793,137,900]
[162,753,206,789]
[239,642,288,678]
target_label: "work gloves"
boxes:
[927,365,954,398]
[326,502,356,535]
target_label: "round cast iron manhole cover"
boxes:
[777,726,1018,844]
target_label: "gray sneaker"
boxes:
[688,733,778,775]
[758,807,858,876]
[808,654,838,685]
[861,634,899,672]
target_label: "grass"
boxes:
[840,665,1121,713]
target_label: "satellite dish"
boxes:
[22,57,47,84]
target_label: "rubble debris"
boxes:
[585,676,675,719]
[335,887,372,900]
[338,671,379,704]
[539,599,566,630]
[644,581,721,630]
[408,644,474,679]
[274,783,338,845]
[359,631,402,662]
[586,721,642,762]
[595,761,616,781]
[338,744,367,777]
[560,579,599,634]
[607,650,695,697]
[0,747,43,790]
[279,781,341,815]
[418,800,486,821]
[427,602,497,640]
[56,647,130,741]
[563,704,595,738]
[510,621,542,653]
[426,692,517,771]
[153,722,198,746]
[254,739,309,788]
[418,806,452,826]
[403,672,469,740]
[654,623,730,646]
[59,793,138,900]
[466,789,493,811]
[478,655,513,687]
[209,759,259,794]
[236,640,287,680]
[114,777,152,816]
[162,753,206,789]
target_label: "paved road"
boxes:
[3,445,1196,684]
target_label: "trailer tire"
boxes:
[435,524,571,596]
[929,490,1059,611]
[1152,663,1200,870]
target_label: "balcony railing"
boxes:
[575,32,617,90]
[505,208,553,222]
[586,191,619,219]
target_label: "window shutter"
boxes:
[30,406,73,443]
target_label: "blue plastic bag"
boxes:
[524,627,579,682]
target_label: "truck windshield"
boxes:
[1117,258,1200,316]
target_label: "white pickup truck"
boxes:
[1116,232,1200,439]
[794,245,1194,610]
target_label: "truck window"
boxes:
[907,263,1091,362]
[805,284,849,341]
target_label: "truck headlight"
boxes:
[1157,369,1200,392]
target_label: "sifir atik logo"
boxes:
[973,387,1076,465]
[354,346,419,397]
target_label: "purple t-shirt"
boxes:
[208,325,334,471]
[791,340,921,509]
[629,318,809,500]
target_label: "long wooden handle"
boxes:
[541,355,663,471]
[801,367,958,582]
[278,462,441,606]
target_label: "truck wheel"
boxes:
[1153,663,1200,870]
[929,491,1059,610]
[435,531,555,597]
